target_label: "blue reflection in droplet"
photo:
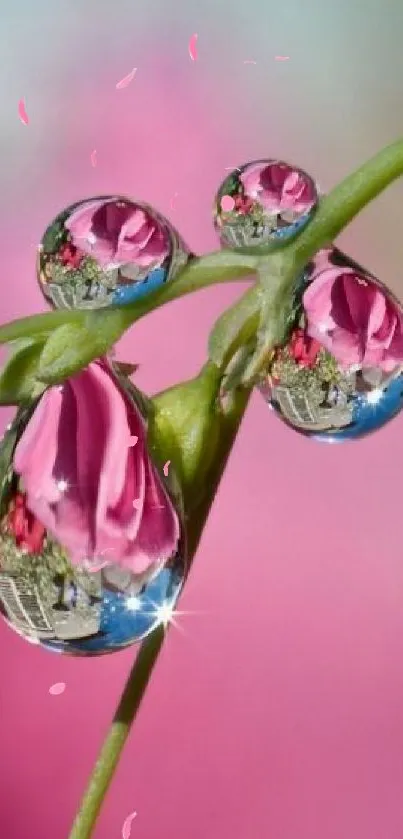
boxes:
[113,267,167,305]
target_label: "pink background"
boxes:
[1,3,403,837]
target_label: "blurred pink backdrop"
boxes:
[1,2,403,838]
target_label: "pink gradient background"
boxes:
[2,3,403,838]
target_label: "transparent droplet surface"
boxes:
[0,372,186,656]
[37,196,191,310]
[257,247,403,442]
[213,160,318,250]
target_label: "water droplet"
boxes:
[257,247,403,442]
[37,196,191,310]
[213,159,318,250]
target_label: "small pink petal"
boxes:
[18,99,29,125]
[116,68,137,89]
[188,33,198,61]
[49,682,66,696]
[170,192,179,209]
[122,811,137,839]
[243,59,257,64]
[87,559,110,572]
[129,436,138,447]
[275,55,290,61]
[133,498,142,510]
[90,149,97,167]
[220,195,235,212]
[163,460,171,477]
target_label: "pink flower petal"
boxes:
[220,195,235,212]
[131,456,180,569]
[122,811,137,839]
[49,682,66,696]
[18,98,29,125]
[116,68,137,89]
[163,460,170,476]
[275,56,290,61]
[90,149,97,167]
[188,33,198,61]
[129,436,138,447]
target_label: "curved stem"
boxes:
[287,137,403,274]
[0,251,258,347]
[68,627,165,839]
[67,386,251,839]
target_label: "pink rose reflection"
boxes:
[303,250,403,373]
[13,361,180,575]
[240,161,316,215]
[65,199,170,269]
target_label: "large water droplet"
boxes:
[37,195,191,310]
[257,247,403,442]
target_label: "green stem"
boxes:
[0,251,258,347]
[67,627,165,839]
[287,137,403,274]
[67,386,251,839]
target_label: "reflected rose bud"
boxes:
[240,160,316,215]
[65,199,170,269]
[13,360,180,574]
[303,248,403,372]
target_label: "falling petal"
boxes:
[220,195,235,212]
[188,33,198,61]
[116,68,137,89]
[129,435,138,447]
[18,99,29,125]
[163,460,171,476]
[49,682,66,696]
[133,498,142,510]
[90,149,97,167]
[122,811,137,839]
[243,59,257,64]
[170,192,179,209]
[275,55,290,61]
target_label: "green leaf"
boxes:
[37,310,128,384]
[0,340,46,405]
[37,324,102,383]
[41,222,66,254]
